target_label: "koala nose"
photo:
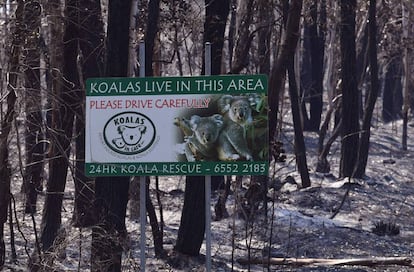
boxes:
[130,135,134,140]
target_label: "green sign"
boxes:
[85,74,268,176]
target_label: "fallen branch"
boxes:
[237,257,413,267]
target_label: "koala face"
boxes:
[118,125,146,146]
[190,114,223,146]
[218,95,253,125]
[228,98,252,125]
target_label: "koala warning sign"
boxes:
[85,74,268,176]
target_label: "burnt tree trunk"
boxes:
[0,2,24,267]
[145,178,164,257]
[175,0,229,257]
[230,0,255,74]
[201,0,230,76]
[175,176,206,255]
[353,0,380,177]
[72,0,105,228]
[91,0,131,271]
[288,56,311,188]
[40,0,79,251]
[257,0,272,75]
[301,0,325,132]
[382,56,403,122]
[268,0,303,143]
[144,0,160,77]
[23,1,44,214]
[307,0,325,131]
[142,0,165,256]
[339,0,359,178]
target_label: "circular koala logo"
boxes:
[103,111,156,155]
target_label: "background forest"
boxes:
[0,0,414,271]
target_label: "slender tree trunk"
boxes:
[230,0,255,74]
[142,0,166,256]
[308,0,325,131]
[382,56,403,122]
[40,0,80,252]
[268,0,303,143]
[401,2,411,151]
[300,24,312,126]
[257,0,272,75]
[288,56,311,188]
[23,1,44,214]
[175,176,206,255]
[339,0,359,178]
[301,0,325,132]
[0,1,24,268]
[72,0,106,228]
[145,178,164,257]
[91,0,132,270]
[228,0,237,70]
[324,0,338,105]
[175,0,229,257]
[353,0,380,177]
[201,0,230,76]
[145,0,160,77]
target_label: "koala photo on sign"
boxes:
[174,94,268,162]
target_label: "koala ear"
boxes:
[118,125,126,133]
[218,95,234,113]
[211,114,224,128]
[189,115,201,130]
[138,125,147,133]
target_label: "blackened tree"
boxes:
[145,0,160,77]
[40,0,77,252]
[91,0,131,271]
[72,0,105,228]
[353,0,380,177]
[268,0,302,144]
[339,0,359,177]
[23,0,44,214]
[288,55,311,188]
[201,0,230,76]
[300,0,325,132]
[382,56,403,122]
[175,0,230,257]
[0,1,24,267]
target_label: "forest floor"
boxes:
[3,114,414,271]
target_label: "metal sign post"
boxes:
[204,42,212,272]
[139,41,146,272]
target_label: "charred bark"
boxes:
[230,0,255,74]
[40,0,80,251]
[301,0,325,132]
[23,1,44,214]
[146,178,165,257]
[339,0,359,178]
[382,57,403,122]
[175,0,230,257]
[145,0,160,77]
[0,1,24,268]
[91,0,132,270]
[175,176,206,255]
[353,0,380,177]
[268,0,303,143]
[72,0,105,228]
[202,0,230,75]
[288,56,311,188]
